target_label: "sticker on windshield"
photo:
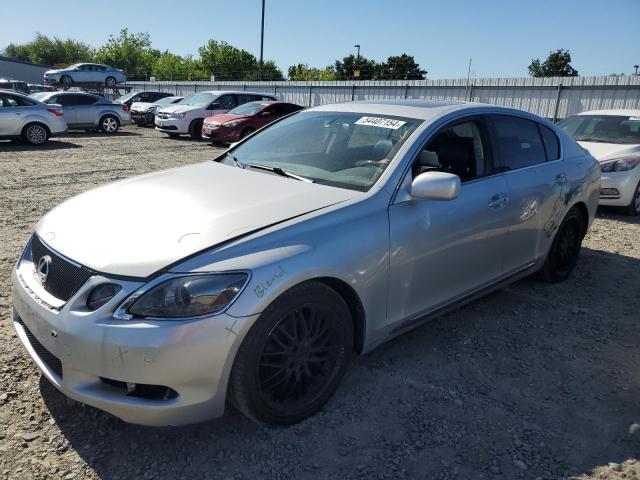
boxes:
[355,117,406,129]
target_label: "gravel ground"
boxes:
[1,127,639,480]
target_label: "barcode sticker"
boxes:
[355,117,406,129]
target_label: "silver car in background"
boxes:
[12,100,599,426]
[0,89,66,145]
[43,63,126,88]
[31,91,131,133]
[130,96,184,127]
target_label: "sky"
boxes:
[1,0,639,78]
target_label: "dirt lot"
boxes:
[1,127,639,480]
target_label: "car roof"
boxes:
[310,99,467,120]
[575,109,640,117]
[0,88,28,96]
[195,90,276,97]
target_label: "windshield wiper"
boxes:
[248,163,314,183]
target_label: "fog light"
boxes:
[600,188,619,196]
[86,284,121,311]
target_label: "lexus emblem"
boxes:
[36,255,52,283]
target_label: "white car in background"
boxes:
[0,89,66,145]
[155,90,276,139]
[559,110,640,215]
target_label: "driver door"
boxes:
[387,115,513,328]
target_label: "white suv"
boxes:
[0,89,67,145]
[155,91,276,139]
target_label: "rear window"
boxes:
[540,125,560,160]
[490,115,547,171]
[558,115,640,145]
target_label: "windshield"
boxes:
[30,92,49,101]
[180,92,217,107]
[559,115,640,145]
[228,102,268,116]
[153,96,180,106]
[116,92,137,103]
[225,111,422,191]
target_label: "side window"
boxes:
[0,94,17,107]
[1,95,36,107]
[74,95,98,105]
[539,124,560,160]
[490,115,547,171]
[413,118,490,182]
[216,95,235,109]
[235,94,251,105]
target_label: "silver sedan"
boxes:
[43,63,126,88]
[12,100,600,426]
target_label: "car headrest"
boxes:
[419,150,440,167]
[372,139,393,160]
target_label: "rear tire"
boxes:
[189,119,203,140]
[538,207,585,283]
[105,76,116,88]
[99,115,120,134]
[230,281,353,425]
[21,123,49,145]
[624,180,640,216]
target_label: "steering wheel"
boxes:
[354,159,390,168]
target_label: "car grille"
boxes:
[17,317,63,379]
[31,235,94,302]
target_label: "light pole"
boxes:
[354,44,361,80]
[634,65,639,76]
[259,0,265,80]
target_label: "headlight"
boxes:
[223,121,241,128]
[122,273,248,319]
[600,155,640,173]
[171,112,187,119]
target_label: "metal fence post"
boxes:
[404,83,409,99]
[274,85,278,97]
[467,84,474,102]
[552,83,563,123]
[351,84,356,101]
[308,85,313,107]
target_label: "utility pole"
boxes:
[465,57,472,100]
[259,0,265,80]
[634,65,639,76]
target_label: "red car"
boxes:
[201,101,304,143]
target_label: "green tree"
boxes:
[2,33,94,66]
[288,63,336,81]
[376,54,427,80]
[528,49,578,77]
[152,52,205,80]
[198,40,257,80]
[95,28,159,79]
[334,54,378,80]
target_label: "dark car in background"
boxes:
[201,101,304,143]
[130,96,184,126]
[115,91,173,110]
[31,91,131,133]
[0,79,30,95]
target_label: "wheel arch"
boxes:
[21,121,51,136]
[570,201,590,237]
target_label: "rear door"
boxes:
[73,94,100,125]
[387,115,513,326]
[486,114,567,274]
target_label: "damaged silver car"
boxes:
[12,100,600,426]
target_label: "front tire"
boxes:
[624,180,640,216]
[230,281,353,425]
[60,75,73,88]
[105,76,116,88]
[538,207,585,283]
[100,115,119,134]
[21,123,49,145]
[189,119,203,140]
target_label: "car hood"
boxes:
[45,68,66,75]
[36,161,356,278]
[130,101,154,112]
[578,142,640,161]
[205,113,246,124]
[157,104,200,114]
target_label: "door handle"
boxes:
[488,194,510,209]
[555,173,568,185]
[15,112,22,115]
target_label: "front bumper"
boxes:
[131,111,153,125]
[155,117,188,134]
[11,260,257,426]
[599,169,640,207]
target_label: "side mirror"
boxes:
[410,171,461,201]
[209,103,220,110]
